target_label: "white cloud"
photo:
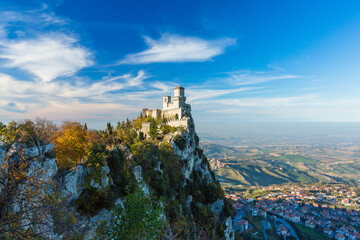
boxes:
[187,87,262,101]
[120,33,236,64]
[0,34,93,82]
[24,101,136,120]
[219,95,316,107]
[222,70,299,86]
[0,71,148,120]
[0,8,92,82]
[150,81,178,92]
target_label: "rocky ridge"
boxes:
[0,115,234,239]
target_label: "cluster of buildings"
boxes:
[227,184,360,239]
[208,157,226,170]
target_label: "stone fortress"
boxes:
[141,86,192,129]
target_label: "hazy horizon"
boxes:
[197,121,360,147]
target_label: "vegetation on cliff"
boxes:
[0,116,234,239]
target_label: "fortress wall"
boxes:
[167,118,190,128]
[162,108,182,119]
[141,122,151,134]
[144,109,162,119]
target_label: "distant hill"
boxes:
[201,142,358,189]
[201,142,244,158]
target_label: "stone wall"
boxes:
[142,109,162,119]
[166,118,190,128]
[142,122,151,135]
[162,108,182,119]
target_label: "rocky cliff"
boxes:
[0,115,234,239]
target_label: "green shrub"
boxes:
[107,147,135,197]
[173,134,186,150]
[194,134,200,145]
[76,188,109,215]
[76,144,111,214]
[160,124,171,135]
[99,187,165,240]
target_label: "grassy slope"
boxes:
[204,142,358,188]
[215,164,318,188]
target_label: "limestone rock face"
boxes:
[61,165,88,202]
[25,143,54,158]
[165,117,234,240]
[224,216,235,240]
[0,147,6,165]
[211,199,224,219]
[133,165,150,195]
[169,124,212,183]
[83,208,112,240]
[28,157,58,180]
[6,143,20,157]
[0,144,60,239]
[89,165,110,190]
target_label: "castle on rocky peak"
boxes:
[141,86,192,128]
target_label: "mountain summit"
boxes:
[0,87,234,239]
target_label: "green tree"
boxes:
[0,122,6,142]
[173,134,186,150]
[106,122,113,135]
[116,126,137,146]
[149,118,158,140]
[1,121,20,144]
[102,187,165,240]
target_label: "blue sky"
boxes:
[0,0,360,130]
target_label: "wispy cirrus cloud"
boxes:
[217,70,300,86]
[0,34,93,82]
[187,87,262,101]
[119,33,236,64]
[0,8,92,82]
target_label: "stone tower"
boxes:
[163,95,171,109]
[173,86,186,108]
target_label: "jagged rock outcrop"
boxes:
[224,216,234,240]
[165,120,234,240]
[0,147,6,165]
[133,165,150,195]
[1,114,234,239]
[61,165,89,202]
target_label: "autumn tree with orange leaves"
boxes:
[53,121,88,170]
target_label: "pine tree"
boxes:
[106,122,113,135]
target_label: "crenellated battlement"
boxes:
[166,117,191,128]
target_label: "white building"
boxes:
[142,86,192,128]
